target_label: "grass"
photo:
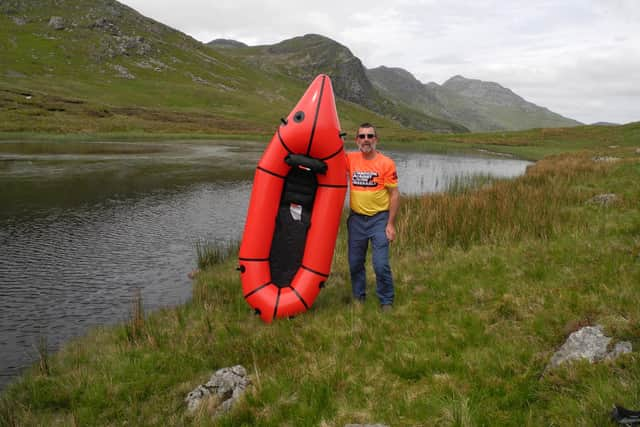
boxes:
[194,240,239,270]
[1,137,639,425]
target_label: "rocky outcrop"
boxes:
[592,156,621,163]
[48,16,65,30]
[110,64,135,79]
[587,193,619,206]
[185,365,251,417]
[547,325,632,370]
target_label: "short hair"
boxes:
[358,122,376,135]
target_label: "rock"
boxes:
[592,156,620,163]
[12,16,27,25]
[587,193,618,206]
[48,16,66,30]
[90,17,121,35]
[5,70,26,78]
[606,341,633,360]
[186,72,210,85]
[115,35,152,56]
[185,365,251,417]
[548,325,632,370]
[110,64,135,80]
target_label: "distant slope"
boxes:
[0,1,412,135]
[208,34,468,134]
[368,67,582,132]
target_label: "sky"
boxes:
[119,0,640,125]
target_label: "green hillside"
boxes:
[0,0,411,136]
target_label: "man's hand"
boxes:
[385,223,396,242]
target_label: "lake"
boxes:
[0,141,531,390]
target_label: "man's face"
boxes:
[356,127,377,154]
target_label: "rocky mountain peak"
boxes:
[443,75,526,106]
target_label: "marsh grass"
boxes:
[35,336,49,377]
[194,240,239,270]
[1,146,639,426]
[394,153,605,253]
[124,289,145,344]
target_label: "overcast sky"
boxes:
[120,0,640,125]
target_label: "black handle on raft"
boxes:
[280,118,288,125]
[339,132,347,138]
[285,154,327,174]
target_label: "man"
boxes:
[346,122,399,311]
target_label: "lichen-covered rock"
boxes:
[185,365,251,417]
[548,325,632,370]
[587,193,618,206]
[592,156,621,163]
[48,16,65,30]
[110,64,135,79]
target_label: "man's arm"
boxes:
[386,186,399,241]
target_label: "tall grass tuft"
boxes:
[35,335,49,376]
[125,288,145,343]
[194,239,239,270]
[444,173,496,196]
[395,153,604,252]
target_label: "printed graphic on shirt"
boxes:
[351,171,379,187]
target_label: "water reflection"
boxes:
[0,145,530,390]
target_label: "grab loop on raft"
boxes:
[285,154,327,175]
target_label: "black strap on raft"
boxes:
[285,154,327,174]
[269,155,327,287]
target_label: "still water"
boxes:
[0,142,530,390]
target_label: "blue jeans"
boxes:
[347,211,394,305]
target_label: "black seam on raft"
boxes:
[320,146,344,161]
[257,166,286,179]
[277,128,293,154]
[243,281,273,299]
[317,183,348,188]
[273,287,282,319]
[306,75,326,156]
[289,286,309,309]
[238,257,269,262]
[302,265,330,278]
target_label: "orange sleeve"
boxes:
[384,158,398,187]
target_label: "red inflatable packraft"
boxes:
[238,74,347,323]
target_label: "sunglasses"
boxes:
[357,133,376,140]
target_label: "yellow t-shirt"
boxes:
[347,151,398,216]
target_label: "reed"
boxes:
[194,239,239,270]
[124,288,145,343]
[35,336,49,377]
[394,153,604,253]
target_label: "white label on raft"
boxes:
[290,203,302,221]
[312,91,318,102]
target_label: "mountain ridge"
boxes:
[1,0,582,135]
[208,34,468,133]
[368,67,582,131]
[211,35,581,132]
